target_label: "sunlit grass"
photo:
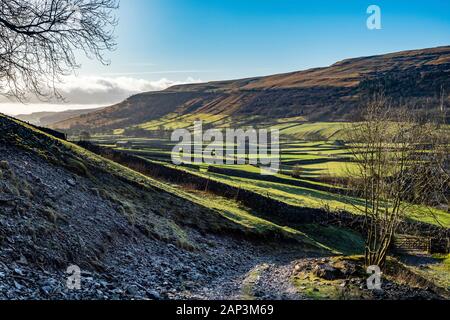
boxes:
[87,121,449,229]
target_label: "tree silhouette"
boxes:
[0,0,119,100]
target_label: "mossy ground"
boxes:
[241,265,269,300]
[407,254,450,291]
[292,274,369,300]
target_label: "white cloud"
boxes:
[102,70,216,76]
[0,76,202,115]
[55,75,202,103]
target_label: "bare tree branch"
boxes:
[0,0,119,101]
[346,93,449,268]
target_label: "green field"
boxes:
[85,120,450,229]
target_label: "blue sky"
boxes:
[2,0,450,114]
[83,0,450,80]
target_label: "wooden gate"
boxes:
[393,235,431,254]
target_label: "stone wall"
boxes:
[77,141,449,252]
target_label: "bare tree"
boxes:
[79,130,91,141]
[0,0,119,100]
[346,94,449,268]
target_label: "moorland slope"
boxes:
[51,46,450,133]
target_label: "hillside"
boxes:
[51,46,450,133]
[16,107,104,127]
[2,115,448,300]
[0,114,331,299]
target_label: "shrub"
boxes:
[291,165,303,179]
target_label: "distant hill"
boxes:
[16,106,104,127]
[51,46,450,133]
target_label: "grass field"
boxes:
[84,120,449,229]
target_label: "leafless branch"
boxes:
[0,0,119,101]
[345,93,449,268]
